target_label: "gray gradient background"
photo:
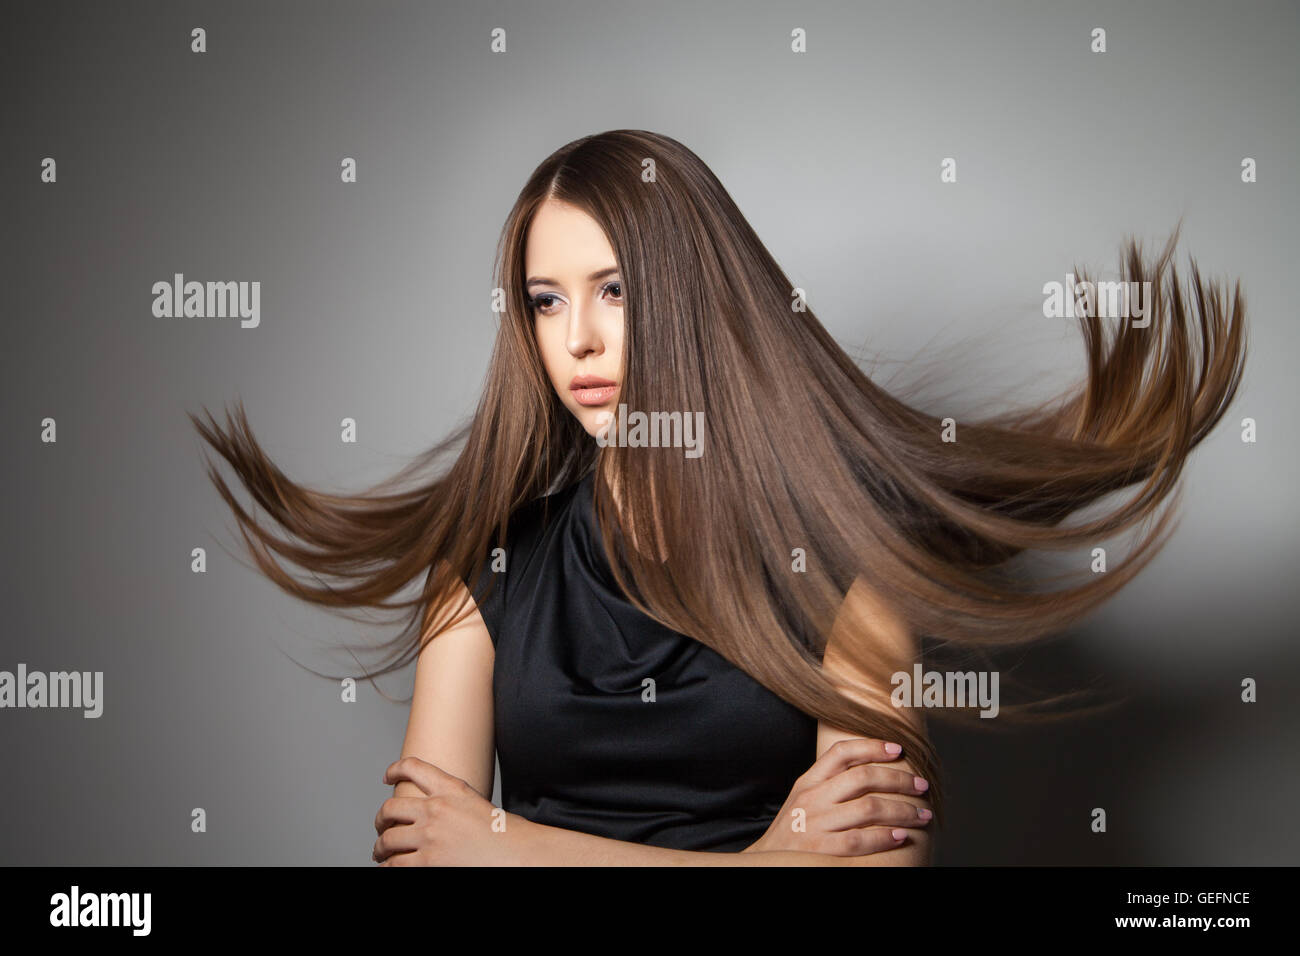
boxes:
[3,0,1297,865]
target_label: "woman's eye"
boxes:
[529,293,561,315]
[528,282,620,315]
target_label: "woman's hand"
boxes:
[742,737,932,856]
[373,756,526,866]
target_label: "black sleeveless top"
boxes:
[467,470,818,853]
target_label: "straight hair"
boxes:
[189,130,1248,823]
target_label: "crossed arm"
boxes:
[382,572,932,866]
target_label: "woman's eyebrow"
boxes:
[525,267,620,289]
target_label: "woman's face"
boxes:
[524,199,625,439]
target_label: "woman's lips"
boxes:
[571,384,618,406]
[569,375,617,407]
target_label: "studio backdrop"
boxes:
[3,0,1297,865]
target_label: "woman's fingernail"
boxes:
[891,829,907,841]
[917,807,933,820]
[914,776,929,791]
[884,742,902,754]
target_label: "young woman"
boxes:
[190,129,1247,865]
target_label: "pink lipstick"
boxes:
[569,374,618,406]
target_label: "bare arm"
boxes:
[393,564,496,802]
[389,566,928,865]
[506,817,894,865]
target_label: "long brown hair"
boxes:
[189,129,1247,825]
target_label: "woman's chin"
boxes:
[587,417,615,442]
[573,403,619,440]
